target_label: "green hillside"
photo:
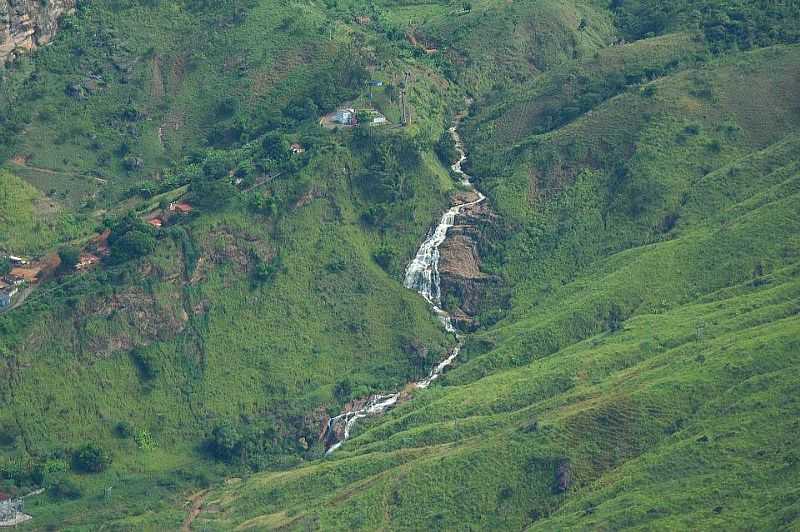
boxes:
[0,0,798,530]
[183,39,800,529]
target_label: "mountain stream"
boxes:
[325,123,485,454]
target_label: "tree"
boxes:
[253,255,285,285]
[207,422,242,462]
[0,257,11,276]
[435,131,458,167]
[113,230,156,260]
[373,245,396,271]
[607,304,624,332]
[73,443,112,473]
[131,348,160,381]
[334,379,352,402]
[58,246,81,271]
[261,132,290,162]
[109,218,153,264]
[191,178,237,210]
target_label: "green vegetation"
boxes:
[57,246,80,271]
[0,0,798,529]
[0,169,91,255]
[72,444,112,474]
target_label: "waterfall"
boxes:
[326,123,484,454]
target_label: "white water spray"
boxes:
[326,123,484,454]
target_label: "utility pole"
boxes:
[402,71,412,125]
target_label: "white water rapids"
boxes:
[325,124,485,454]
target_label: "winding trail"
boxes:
[325,119,485,453]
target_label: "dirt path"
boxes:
[181,489,209,532]
[7,157,108,184]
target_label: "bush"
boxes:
[206,422,242,462]
[253,255,285,285]
[435,131,458,167]
[72,443,112,473]
[134,429,157,450]
[58,246,81,271]
[114,421,134,438]
[372,246,395,271]
[334,379,352,403]
[131,348,160,381]
[48,478,82,500]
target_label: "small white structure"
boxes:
[334,108,355,125]
[7,256,28,266]
[372,116,387,125]
[0,284,18,309]
[0,498,31,527]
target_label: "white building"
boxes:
[0,287,18,309]
[334,108,354,125]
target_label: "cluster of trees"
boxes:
[535,62,679,134]
[72,443,112,473]
[352,130,421,205]
[107,213,158,263]
[0,257,11,276]
[435,131,458,168]
[205,420,282,469]
[611,0,800,51]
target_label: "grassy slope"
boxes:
[0,1,343,206]
[0,169,92,255]
[191,41,800,531]
[1,0,798,530]
[0,1,469,529]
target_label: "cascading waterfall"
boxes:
[326,123,484,454]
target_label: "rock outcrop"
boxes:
[0,0,76,64]
[438,191,502,331]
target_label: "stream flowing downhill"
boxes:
[325,122,485,454]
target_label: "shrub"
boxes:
[253,255,285,285]
[72,443,112,473]
[334,379,352,402]
[48,478,82,500]
[435,131,458,167]
[131,348,160,381]
[58,246,81,271]
[134,430,157,451]
[372,246,395,271]
[114,421,134,438]
[206,422,242,462]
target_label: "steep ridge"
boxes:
[0,0,75,64]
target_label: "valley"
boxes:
[0,0,798,530]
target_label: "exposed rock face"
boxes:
[0,0,76,64]
[438,192,502,331]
